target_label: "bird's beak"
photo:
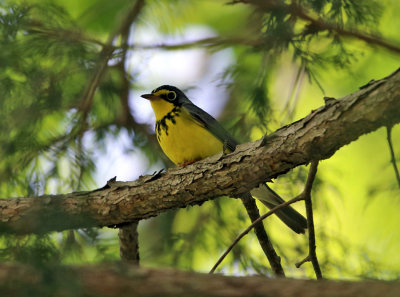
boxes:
[141,93,158,100]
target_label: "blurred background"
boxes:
[0,0,399,279]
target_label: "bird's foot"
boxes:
[178,160,197,167]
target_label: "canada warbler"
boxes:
[141,85,307,233]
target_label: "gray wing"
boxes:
[182,102,238,152]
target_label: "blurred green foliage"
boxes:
[0,0,399,281]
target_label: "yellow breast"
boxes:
[151,100,223,166]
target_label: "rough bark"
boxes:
[0,263,399,297]
[1,69,400,235]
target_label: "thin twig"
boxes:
[209,194,304,274]
[296,161,323,279]
[295,255,310,268]
[386,126,400,189]
[240,194,285,276]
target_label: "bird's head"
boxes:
[141,85,190,105]
[141,85,190,120]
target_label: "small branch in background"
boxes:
[239,194,285,277]
[291,3,400,55]
[210,194,304,274]
[78,0,146,126]
[27,25,110,48]
[74,133,85,190]
[132,36,262,51]
[287,63,306,120]
[118,221,140,264]
[231,0,400,55]
[386,126,400,189]
[295,161,322,280]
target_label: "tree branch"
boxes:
[119,221,140,264]
[1,263,399,297]
[1,69,400,235]
[240,194,285,276]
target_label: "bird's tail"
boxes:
[250,184,307,234]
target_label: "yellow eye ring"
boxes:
[167,91,176,100]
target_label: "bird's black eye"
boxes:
[167,91,176,100]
